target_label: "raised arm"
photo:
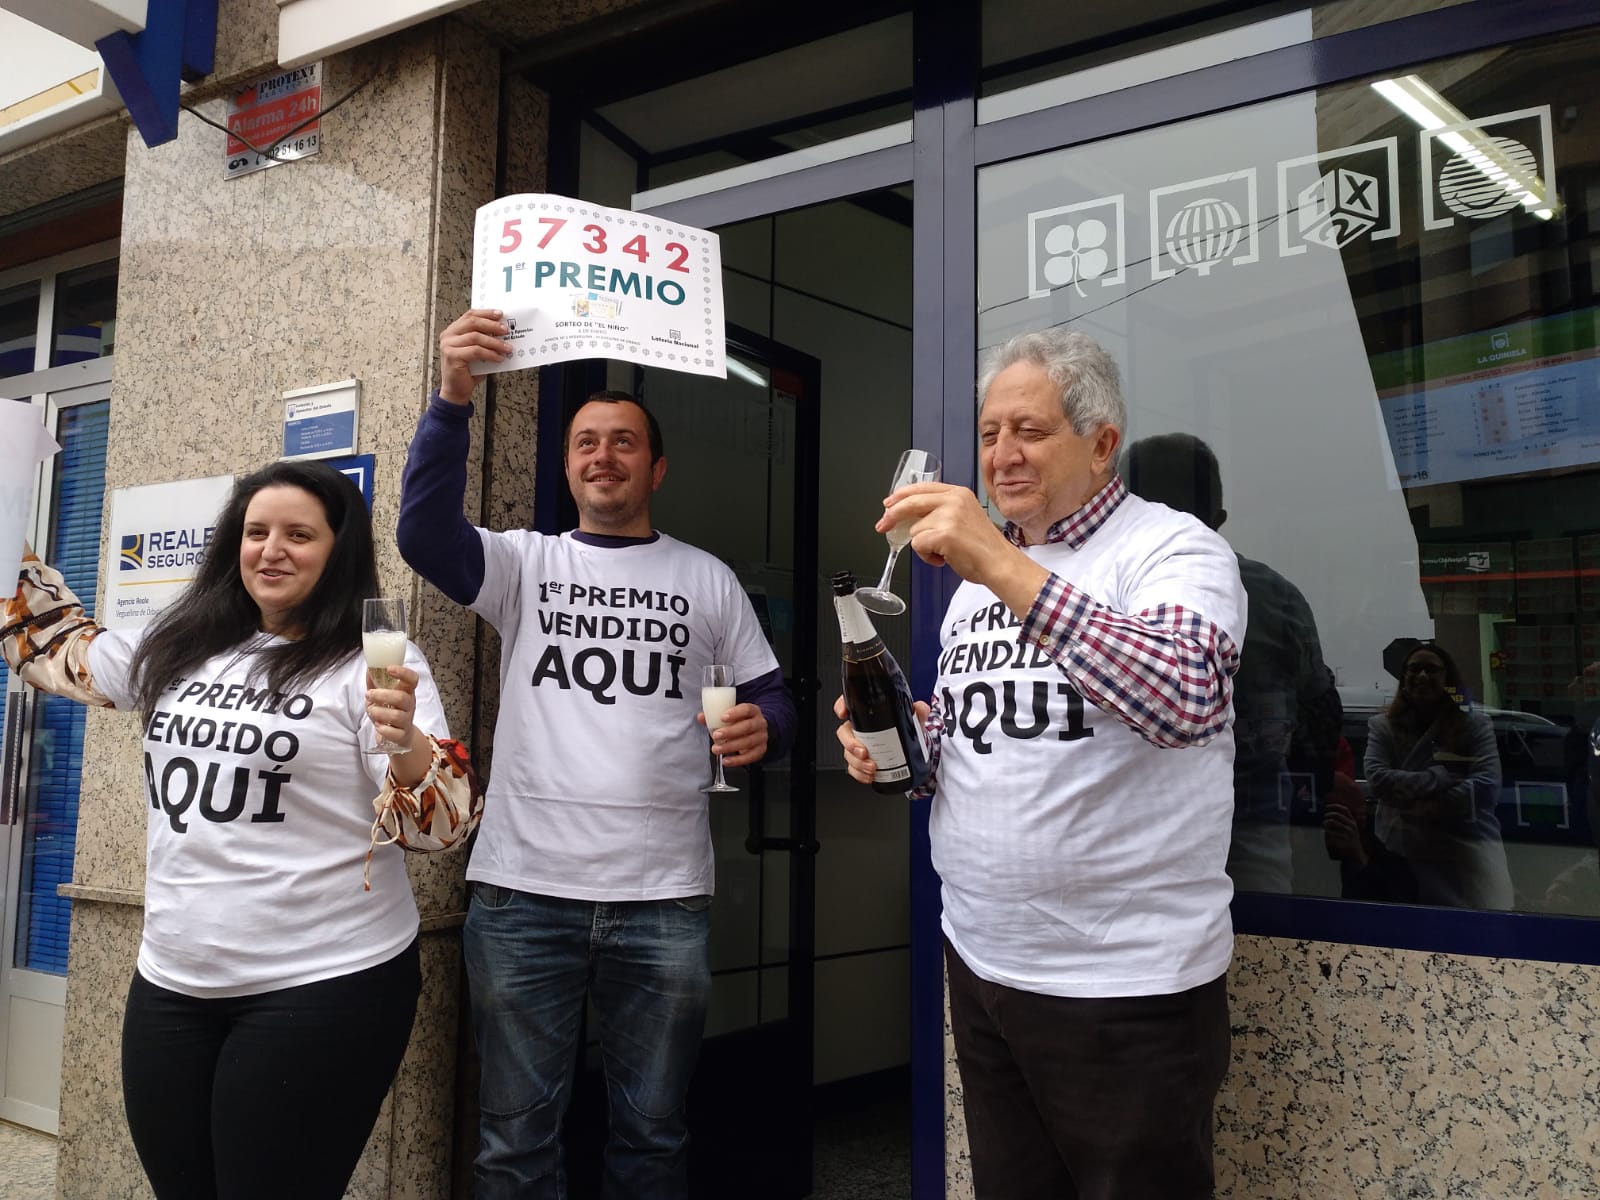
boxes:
[396,309,512,605]
[881,482,1243,749]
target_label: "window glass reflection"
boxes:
[979,0,1476,124]
[50,259,118,367]
[977,28,1600,917]
[1,280,41,378]
[589,13,912,210]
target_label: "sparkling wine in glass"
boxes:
[857,449,941,616]
[362,597,410,755]
[701,664,739,794]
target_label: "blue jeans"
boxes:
[463,884,712,1200]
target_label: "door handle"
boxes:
[743,768,820,857]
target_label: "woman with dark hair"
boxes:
[1364,640,1513,910]
[3,459,479,1200]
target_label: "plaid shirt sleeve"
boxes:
[1019,572,1240,749]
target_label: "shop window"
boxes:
[976,27,1600,919]
[0,280,40,377]
[50,258,117,366]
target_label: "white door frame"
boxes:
[0,374,112,1133]
[0,237,118,1134]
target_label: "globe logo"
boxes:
[1163,196,1243,275]
[1439,135,1539,219]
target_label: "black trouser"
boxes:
[120,939,421,1200]
[945,937,1231,1200]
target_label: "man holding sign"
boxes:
[398,309,794,1200]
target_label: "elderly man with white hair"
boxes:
[837,327,1247,1200]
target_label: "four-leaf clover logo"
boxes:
[1043,219,1110,297]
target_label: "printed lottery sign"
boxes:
[470,193,726,379]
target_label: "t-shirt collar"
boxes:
[572,529,661,548]
[1003,475,1127,549]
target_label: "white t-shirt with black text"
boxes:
[466,530,779,901]
[89,631,448,998]
[932,496,1245,999]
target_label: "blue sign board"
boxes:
[323,454,375,509]
[284,409,357,459]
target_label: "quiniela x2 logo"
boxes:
[1277,137,1400,256]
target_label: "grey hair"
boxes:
[976,329,1127,436]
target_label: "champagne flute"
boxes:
[856,449,941,616]
[362,597,410,755]
[701,664,740,794]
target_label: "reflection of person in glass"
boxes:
[1123,432,1341,894]
[1322,736,1419,903]
[1364,641,1513,910]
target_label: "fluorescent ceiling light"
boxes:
[726,358,768,388]
[1371,75,1556,220]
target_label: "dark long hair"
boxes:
[1387,640,1473,753]
[128,461,378,713]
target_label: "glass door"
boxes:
[559,57,918,1194]
[646,329,822,1199]
[554,331,822,1200]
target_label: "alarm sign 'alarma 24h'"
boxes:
[469,194,726,380]
[225,63,322,180]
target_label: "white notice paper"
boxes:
[0,401,60,589]
[469,192,726,380]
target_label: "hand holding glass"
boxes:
[857,449,941,615]
[362,597,410,755]
[701,665,739,793]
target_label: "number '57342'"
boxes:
[498,218,691,271]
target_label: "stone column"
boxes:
[55,16,502,1198]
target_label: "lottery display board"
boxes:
[470,193,726,380]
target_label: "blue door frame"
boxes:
[527,2,1600,1193]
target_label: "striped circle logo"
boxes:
[1439,136,1538,219]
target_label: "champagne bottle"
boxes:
[832,570,931,795]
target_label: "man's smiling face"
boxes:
[564,398,666,536]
